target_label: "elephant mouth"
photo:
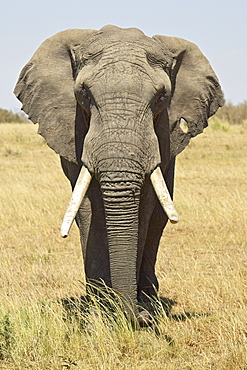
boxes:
[60,165,178,238]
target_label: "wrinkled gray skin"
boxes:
[14,25,223,323]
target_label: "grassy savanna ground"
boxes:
[0,120,246,369]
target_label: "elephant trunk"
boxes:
[100,171,143,318]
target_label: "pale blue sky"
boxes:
[1,0,246,111]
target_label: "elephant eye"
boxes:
[156,91,167,104]
[151,89,169,117]
[76,85,92,115]
[82,88,90,100]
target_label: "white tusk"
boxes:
[60,166,92,238]
[150,166,179,224]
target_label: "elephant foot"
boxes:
[136,309,154,327]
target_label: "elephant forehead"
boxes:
[82,42,149,68]
[87,45,167,89]
[95,57,150,87]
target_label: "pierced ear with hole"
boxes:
[179,118,189,134]
[153,35,224,157]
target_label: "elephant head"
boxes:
[14,25,223,321]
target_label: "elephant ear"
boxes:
[153,35,224,157]
[14,29,95,163]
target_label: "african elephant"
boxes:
[14,25,223,324]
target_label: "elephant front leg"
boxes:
[137,158,175,304]
[77,180,111,288]
[137,202,168,302]
[60,158,111,289]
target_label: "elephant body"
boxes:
[14,25,223,323]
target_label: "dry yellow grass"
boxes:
[0,121,246,369]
